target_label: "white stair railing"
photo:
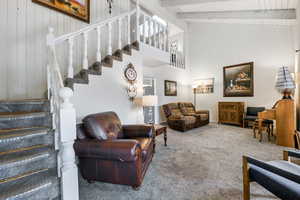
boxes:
[45,1,170,199]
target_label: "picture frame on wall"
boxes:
[194,78,215,94]
[223,62,254,97]
[32,0,90,23]
[165,80,177,96]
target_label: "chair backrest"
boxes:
[246,107,265,116]
[162,103,182,118]
[178,102,196,115]
[81,112,124,141]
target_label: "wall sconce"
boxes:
[107,0,113,14]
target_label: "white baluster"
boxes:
[96,26,102,63]
[59,87,79,200]
[127,14,131,45]
[67,37,74,78]
[82,32,88,70]
[149,18,152,46]
[108,22,112,55]
[118,18,122,50]
[157,23,161,49]
[160,24,163,50]
[164,25,168,52]
[143,14,146,43]
[136,0,140,43]
[154,22,157,48]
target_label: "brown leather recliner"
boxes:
[162,103,196,132]
[178,102,209,127]
[73,112,155,189]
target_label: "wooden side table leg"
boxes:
[258,120,263,142]
[164,132,167,146]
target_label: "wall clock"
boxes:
[124,63,137,83]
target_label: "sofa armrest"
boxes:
[74,139,141,162]
[122,125,154,138]
[244,156,300,184]
[196,110,209,115]
[284,150,300,160]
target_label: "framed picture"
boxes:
[223,62,254,97]
[165,80,177,96]
[194,78,214,94]
[32,0,90,23]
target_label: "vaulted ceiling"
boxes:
[161,0,298,25]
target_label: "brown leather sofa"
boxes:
[73,112,155,189]
[162,102,209,132]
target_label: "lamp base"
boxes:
[282,91,293,100]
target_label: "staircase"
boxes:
[0,1,170,200]
[0,99,59,200]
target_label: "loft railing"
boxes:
[171,50,185,69]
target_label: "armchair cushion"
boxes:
[286,150,300,159]
[168,114,184,120]
[244,115,258,121]
[249,165,300,200]
[82,112,123,141]
[178,102,196,115]
[74,139,141,162]
[122,125,153,138]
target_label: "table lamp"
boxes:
[275,66,295,99]
[142,95,158,124]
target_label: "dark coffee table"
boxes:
[153,125,167,146]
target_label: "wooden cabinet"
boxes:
[218,102,245,126]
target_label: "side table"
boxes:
[153,125,167,146]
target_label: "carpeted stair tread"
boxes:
[0,127,50,145]
[0,112,51,130]
[0,168,59,200]
[0,99,49,114]
[0,144,52,162]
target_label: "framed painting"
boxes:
[165,80,177,96]
[194,78,214,94]
[32,0,90,23]
[223,62,254,97]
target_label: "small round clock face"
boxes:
[125,67,137,82]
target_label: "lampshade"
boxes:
[275,66,295,91]
[142,95,158,106]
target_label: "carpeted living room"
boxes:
[2,0,300,200]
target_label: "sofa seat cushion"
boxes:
[183,116,196,125]
[135,138,152,162]
[249,163,300,200]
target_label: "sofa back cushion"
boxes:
[82,112,123,141]
[247,107,265,116]
[163,103,182,118]
[179,102,196,115]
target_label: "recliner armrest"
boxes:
[74,139,141,162]
[122,125,154,138]
[196,110,209,115]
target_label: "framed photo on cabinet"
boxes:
[32,0,90,23]
[223,62,254,97]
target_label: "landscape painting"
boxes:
[165,80,177,96]
[223,62,254,97]
[33,0,90,23]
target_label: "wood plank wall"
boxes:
[0,0,130,100]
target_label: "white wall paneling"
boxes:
[0,0,131,100]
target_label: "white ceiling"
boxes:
[174,0,298,12]
[163,0,298,24]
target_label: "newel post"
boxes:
[59,87,79,200]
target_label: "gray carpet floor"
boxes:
[79,124,288,200]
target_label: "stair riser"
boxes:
[0,153,57,181]
[0,132,54,152]
[0,115,51,130]
[0,102,50,114]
